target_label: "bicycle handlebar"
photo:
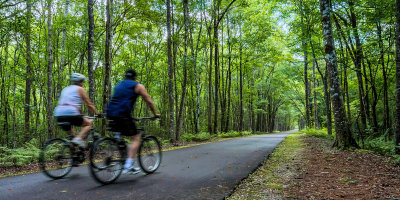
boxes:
[86,114,160,121]
[133,117,160,121]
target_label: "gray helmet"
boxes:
[70,73,87,83]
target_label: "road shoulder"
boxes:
[228,131,400,199]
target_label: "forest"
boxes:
[0,0,399,155]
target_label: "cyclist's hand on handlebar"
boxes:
[96,113,105,118]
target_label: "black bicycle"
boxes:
[89,117,162,184]
[39,115,101,179]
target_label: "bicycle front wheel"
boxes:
[138,136,162,174]
[89,138,123,184]
[39,138,73,179]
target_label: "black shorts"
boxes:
[56,115,84,131]
[107,117,137,136]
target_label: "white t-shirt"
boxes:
[54,85,82,116]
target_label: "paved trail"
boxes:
[0,131,293,200]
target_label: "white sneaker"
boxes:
[71,138,87,148]
[122,164,141,174]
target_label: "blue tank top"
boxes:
[106,80,139,117]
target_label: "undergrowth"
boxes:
[300,128,400,163]
[0,138,41,166]
[301,128,334,139]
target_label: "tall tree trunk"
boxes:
[366,58,378,134]
[319,0,357,148]
[349,0,367,132]
[377,21,390,135]
[207,25,213,133]
[344,48,352,120]
[213,0,219,134]
[300,0,311,128]
[57,0,69,98]
[225,15,232,133]
[190,14,202,134]
[394,0,400,153]
[325,69,332,135]
[313,58,319,129]
[310,34,324,131]
[88,0,95,103]
[166,0,175,143]
[239,43,243,131]
[47,0,54,139]
[24,0,32,141]
[102,0,113,135]
[176,0,189,141]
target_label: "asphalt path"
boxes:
[0,130,293,200]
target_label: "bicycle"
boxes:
[89,117,162,184]
[39,115,102,179]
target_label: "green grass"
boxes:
[301,128,334,139]
[228,131,305,199]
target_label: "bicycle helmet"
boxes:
[70,73,87,83]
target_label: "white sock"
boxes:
[124,158,134,169]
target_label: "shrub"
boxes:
[181,132,211,142]
[0,138,41,166]
[218,131,251,138]
[364,137,394,156]
[301,128,333,139]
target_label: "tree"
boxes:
[24,0,32,140]
[88,0,95,103]
[319,0,357,148]
[47,0,54,139]
[395,0,400,154]
[176,0,189,140]
[166,0,175,143]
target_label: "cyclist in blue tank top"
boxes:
[106,69,160,174]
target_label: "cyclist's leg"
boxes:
[76,117,92,140]
[123,119,141,172]
[127,134,141,159]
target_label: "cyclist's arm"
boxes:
[78,87,99,115]
[135,84,158,117]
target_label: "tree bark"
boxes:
[47,0,54,139]
[176,0,189,140]
[213,0,219,134]
[377,20,390,135]
[102,0,113,135]
[207,25,213,133]
[57,0,69,99]
[300,0,311,128]
[349,0,367,132]
[366,58,378,134]
[166,0,175,142]
[239,42,243,131]
[394,0,400,153]
[312,55,319,129]
[319,0,357,148]
[88,0,95,103]
[24,0,32,140]
[225,15,232,133]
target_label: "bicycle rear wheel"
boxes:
[138,136,162,174]
[89,138,123,184]
[39,138,73,179]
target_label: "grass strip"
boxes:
[227,131,305,200]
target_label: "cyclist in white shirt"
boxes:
[54,73,100,148]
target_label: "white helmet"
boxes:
[70,73,87,83]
